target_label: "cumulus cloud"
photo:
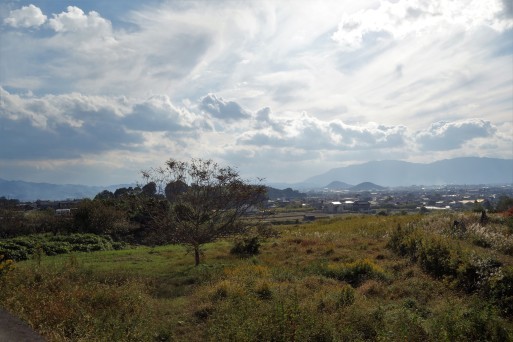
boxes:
[200,94,251,121]
[0,87,141,159]
[48,6,112,33]
[415,119,497,151]
[4,4,47,28]
[332,0,513,49]
[124,95,204,133]
[239,110,408,151]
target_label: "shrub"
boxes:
[0,242,30,261]
[230,236,260,256]
[319,259,387,287]
[337,284,356,307]
[254,280,273,300]
[387,224,421,259]
[488,265,513,316]
[417,237,455,279]
[0,234,123,261]
[388,218,513,317]
[42,241,72,256]
[0,255,14,278]
[429,301,510,341]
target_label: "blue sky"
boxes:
[0,0,512,186]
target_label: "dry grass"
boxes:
[0,213,512,341]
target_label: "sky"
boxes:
[0,0,512,186]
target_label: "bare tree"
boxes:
[141,158,266,266]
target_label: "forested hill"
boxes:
[266,187,306,200]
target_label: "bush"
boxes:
[488,266,513,316]
[42,241,72,256]
[0,255,14,278]
[430,301,510,341]
[387,221,513,317]
[417,237,456,279]
[230,236,260,256]
[0,242,30,261]
[319,259,388,287]
[0,234,123,261]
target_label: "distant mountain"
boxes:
[350,182,386,191]
[303,157,513,187]
[0,178,134,201]
[324,181,353,190]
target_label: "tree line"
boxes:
[0,159,268,266]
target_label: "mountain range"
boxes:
[1,157,512,201]
[0,179,133,202]
[271,157,513,189]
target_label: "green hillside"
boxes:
[1,212,512,341]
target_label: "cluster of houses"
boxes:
[324,200,371,213]
[267,184,513,214]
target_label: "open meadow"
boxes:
[1,212,512,341]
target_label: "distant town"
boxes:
[290,183,513,215]
[4,183,512,220]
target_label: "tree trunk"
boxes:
[194,246,200,266]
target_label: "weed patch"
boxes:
[316,258,388,286]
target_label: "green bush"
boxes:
[319,259,388,287]
[388,222,513,317]
[42,241,72,256]
[488,265,513,316]
[429,301,510,341]
[337,284,356,307]
[417,237,456,279]
[0,241,30,261]
[230,236,260,256]
[0,234,123,261]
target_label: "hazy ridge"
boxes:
[272,157,513,189]
[1,157,512,201]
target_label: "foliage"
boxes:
[141,158,267,265]
[496,195,513,213]
[73,199,131,235]
[317,258,388,286]
[0,234,125,261]
[0,255,14,278]
[230,236,261,256]
[387,216,513,316]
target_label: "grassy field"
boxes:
[1,212,512,341]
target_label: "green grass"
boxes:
[1,213,512,341]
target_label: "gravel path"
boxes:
[0,309,45,342]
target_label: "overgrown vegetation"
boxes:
[0,233,126,261]
[1,212,512,341]
[387,213,513,316]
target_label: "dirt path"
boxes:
[0,309,45,342]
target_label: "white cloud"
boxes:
[238,110,408,151]
[125,95,206,132]
[199,94,251,121]
[415,119,497,151]
[4,4,47,28]
[0,87,140,159]
[332,0,513,49]
[48,6,111,33]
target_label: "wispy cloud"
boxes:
[0,0,511,184]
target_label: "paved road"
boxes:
[0,309,45,342]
